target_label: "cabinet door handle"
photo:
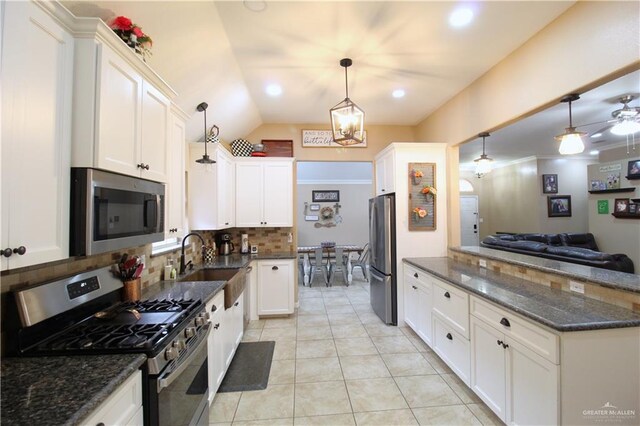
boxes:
[500,317,511,327]
[272,266,279,271]
[497,339,503,346]
[413,273,418,278]
[412,285,417,290]
[13,246,26,256]
[2,248,12,258]
[446,333,453,341]
[444,291,450,299]
[211,304,217,312]
[213,323,220,329]
[234,301,239,307]
[502,342,509,349]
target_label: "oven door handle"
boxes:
[157,324,211,392]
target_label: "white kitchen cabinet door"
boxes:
[83,370,142,426]
[206,292,225,402]
[506,337,559,426]
[232,292,244,347]
[140,81,170,182]
[262,163,293,226]
[96,44,143,177]
[1,1,73,270]
[218,151,235,228]
[470,315,507,422]
[166,111,186,239]
[257,260,295,315]
[432,315,470,385]
[235,162,263,227]
[375,149,395,195]
[403,274,420,332]
[416,283,433,346]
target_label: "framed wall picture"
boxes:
[302,130,367,148]
[542,174,558,194]
[629,203,638,214]
[305,215,319,221]
[312,190,340,202]
[597,199,609,214]
[547,195,571,217]
[309,204,320,211]
[627,159,640,178]
[614,198,629,214]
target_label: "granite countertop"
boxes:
[404,257,640,332]
[450,246,640,294]
[1,354,146,426]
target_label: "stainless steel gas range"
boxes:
[11,266,211,426]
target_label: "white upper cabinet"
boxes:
[235,159,294,227]
[375,148,395,195]
[166,106,188,239]
[1,1,74,270]
[71,19,176,182]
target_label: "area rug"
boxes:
[218,341,275,393]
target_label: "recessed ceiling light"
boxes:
[449,7,474,28]
[243,1,267,12]
[265,84,282,97]
[590,150,599,155]
[591,132,602,138]
[392,89,405,98]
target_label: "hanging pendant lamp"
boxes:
[474,132,493,178]
[330,58,365,146]
[555,94,585,155]
[195,102,216,164]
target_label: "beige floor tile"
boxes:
[347,295,370,304]
[371,336,417,354]
[329,313,363,326]
[364,323,404,337]
[273,340,297,360]
[412,405,482,425]
[298,305,328,316]
[294,381,353,417]
[323,286,347,293]
[297,315,330,327]
[296,339,337,359]
[209,422,231,426]
[466,404,503,426]
[269,359,296,384]
[331,324,369,339]
[322,297,352,306]
[294,413,356,426]
[354,409,418,426]
[210,392,241,423]
[299,289,325,299]
[351,303,374,314]
[299,297,325,307]
[261,328,297,341]
[325,304,357,314]
[247,320,266,330]
[421,351,454,375]
[296,357,344,383]
[234,384,295,421]
[334,337,378,356]
[264,318,297,329]
[441,374,482,404]
[380,353,437,377]
[346,377,408,412]
[395,375,462,409]
[357,313,383,325]
[339,354,390,380]
[242,329,262,342]
[406,335,432,353]
[232,419,293,426]
[297,325,333,341]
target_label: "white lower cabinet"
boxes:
[206,292,225,402]
[83,370,142,426]
[403,264,432,345]
[432,314,470,385]
[224,292,244,368]
[257,259,295,316]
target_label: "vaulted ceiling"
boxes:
[62,1,575,143]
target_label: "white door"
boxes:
[235,162,263,227]
[460,195,479,246]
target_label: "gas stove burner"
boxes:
[125,298,200,313]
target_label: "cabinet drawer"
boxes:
[430,277,469,339]
[82,370,142,426]
[404,263,430,287]
[471,296,559,364]
[432,314,470,385]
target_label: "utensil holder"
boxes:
[123,278,141,301]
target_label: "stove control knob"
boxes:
[184,327,196,339]
[165,346,179,361]
[194,316,205,327]
[173,339,186,351]
[202,312,211,322]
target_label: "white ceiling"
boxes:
[62,1,575,143]
[458,70,640,168]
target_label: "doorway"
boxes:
[460,195,479,246]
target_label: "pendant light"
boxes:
[330,58,365,146]
[555,94,585,155]
[195,102,216,164]
[474,132,493,178]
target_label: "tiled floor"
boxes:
[210,274,504,426]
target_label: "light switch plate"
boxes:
[569,280,585,294]
[478,259,487,268]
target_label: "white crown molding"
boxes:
[297,179,372,185]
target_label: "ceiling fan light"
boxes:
[610,119,640,136]
[556,128,585,155]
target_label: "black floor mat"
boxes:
[218,341,275,393]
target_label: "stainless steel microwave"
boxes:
[70,168,165,256]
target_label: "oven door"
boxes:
[150,325,210,426]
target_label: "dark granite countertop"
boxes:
[1,354,146,426]
[450,246,640,294]
[404,257,640,332]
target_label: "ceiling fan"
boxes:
[588,95,640,138]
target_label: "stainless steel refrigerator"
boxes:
[369,193,397,325]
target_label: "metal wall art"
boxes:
[408,163,437,231]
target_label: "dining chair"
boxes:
[350,244,370,282]
[309,248,329,286]
[328,247,349,286]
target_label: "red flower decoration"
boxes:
[132,26,143,38]
[111,16,132,31]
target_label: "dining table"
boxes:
[298,245,364,286]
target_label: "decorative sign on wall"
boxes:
[597,199,609,214]
[408,163,437,231]
[302,130,367,148]
[312,190,340,202]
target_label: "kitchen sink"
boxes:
[178,268,239,282]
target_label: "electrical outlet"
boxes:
[569,281,585,294]
[139,255,146,266]
[478,259,487,268]
[287,232,293,243]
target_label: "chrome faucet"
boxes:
[179,232,205,275]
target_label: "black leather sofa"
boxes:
[481,233,635,273]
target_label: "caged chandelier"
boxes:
[330,58,365,146]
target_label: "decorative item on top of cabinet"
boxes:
[108,15,153,61]
[408,163,437,231]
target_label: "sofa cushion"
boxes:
[546,234,562,246]
[559,233,599,251]
[521,234,548,243]
[503,241,548,253]
[546,246,612,261]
